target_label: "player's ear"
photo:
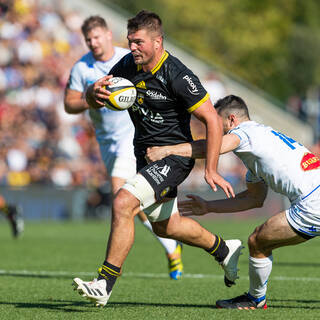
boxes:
[154,35,162,49]
[229,114,237,127]
[106,30,113,40]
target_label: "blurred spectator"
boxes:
[0,0,110,188]
[0,0,243,192]
[286,95,307,122]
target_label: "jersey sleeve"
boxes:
[66,62,85,92]
[108,53,133,78]
[108,60,123,77]
[229,127,250,151]
[171,69,210,113]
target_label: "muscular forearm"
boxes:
[164,140,206,159]
[64,98,89,114]
[205,113,223,172]
[64,88,90,114]
[206,190,262,213]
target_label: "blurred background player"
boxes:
[64,15,183,280]
[0,194,24,238]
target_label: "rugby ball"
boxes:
[104,77,137,111]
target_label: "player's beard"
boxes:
[133,53,154,66]
[92,46,104,60]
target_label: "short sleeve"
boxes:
[171,69,210,113]
[66,62,85,92]
[108,54,133,78]
[109,60,123,78]
[229,127,250,151]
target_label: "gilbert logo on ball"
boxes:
[104,77,137,111]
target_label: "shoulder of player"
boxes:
[72,51,95,70]
[158,52,192,86]
[114,46,130,55]
[163,52,188,76]
[113,52,135,68]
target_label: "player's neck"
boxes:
[142,48,165,72]
[94,46,115,62]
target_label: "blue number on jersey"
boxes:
[271,130,299,150]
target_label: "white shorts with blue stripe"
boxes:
[286,184,320,239]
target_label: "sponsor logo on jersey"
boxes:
[183,75,199,95]
[131,105,164,124]
[136,81,147,89]
[300,153,320,171]
[137,92,144,104]
[146,90,167,100]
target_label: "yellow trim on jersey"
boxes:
[137,64,142,71]
[151,51,169,74]
[187,93,210,113]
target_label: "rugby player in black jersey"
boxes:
[73,10,242,307]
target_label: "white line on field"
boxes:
[0,269,319,282]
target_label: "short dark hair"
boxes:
[215,95,250,119]
[81,16,108,35]
[127,10,163,37]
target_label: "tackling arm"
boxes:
[179,180,268,216]
[145,134,240,161]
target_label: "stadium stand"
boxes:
[0,0,314,219]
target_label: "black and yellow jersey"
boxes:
[109,50,210,157]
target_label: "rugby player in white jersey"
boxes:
[146,94,320,309]
[64,15,184,280]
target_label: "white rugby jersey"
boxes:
[68,47,134,157]
[230,121,320,203]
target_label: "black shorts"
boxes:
[137,155,195,201]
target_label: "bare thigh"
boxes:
[250,211,308,257]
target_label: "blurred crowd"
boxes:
[0,0,245,190]
[286,89,320,151]
[0,0,107,188]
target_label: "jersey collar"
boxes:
[136,51,169,74]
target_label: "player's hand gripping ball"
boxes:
[104,77,137,111]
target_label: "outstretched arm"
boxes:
[179,181,268,216]
[146,140,206,162]
[146,133,240,163]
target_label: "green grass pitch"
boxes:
[1,217,320,319]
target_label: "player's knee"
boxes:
[152,219,178,238]
[248,227,260,251]
[112,190,136,220]
[248,225,268,253]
